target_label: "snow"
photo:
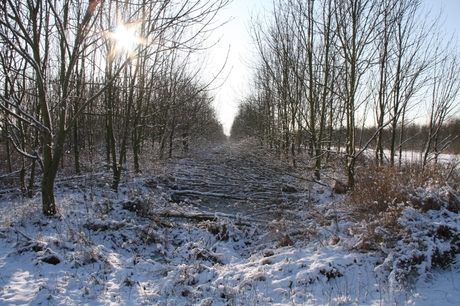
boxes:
[0,142,459,305]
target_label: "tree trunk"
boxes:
[133,131,141,173]
[168,128,174,158]
[6,138,12,174]
[42,170,57,216]
[20,163,26,197]
[27,159,36,198]
[73,122,81,174]
[182,132,189,153]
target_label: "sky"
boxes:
[210,0,460,135]
[208,0,265,135]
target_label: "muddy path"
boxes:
[156,140,307,220]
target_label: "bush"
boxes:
[346,160,460,284]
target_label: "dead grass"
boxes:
[350,160,459,213]
[347,159,460,254]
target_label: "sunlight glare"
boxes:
[108,23,143,58]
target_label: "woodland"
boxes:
[1,0,460,305]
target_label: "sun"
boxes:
[107,23,143,58]
[113,24,137,51]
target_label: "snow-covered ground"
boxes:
[0,141,459,305]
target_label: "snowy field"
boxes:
[0,141,459,305]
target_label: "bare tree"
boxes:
[0,0,109,214]
[422,48,460,166]
[333,0,381,188]
[227,0,460,188]
[0,0,229,214]
[387,0,434,166]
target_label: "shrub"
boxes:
[347,160,460,285]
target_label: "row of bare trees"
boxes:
[231,0,460,187]
[0,0,228,215]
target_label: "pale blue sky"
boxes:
[211,0,460,134]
